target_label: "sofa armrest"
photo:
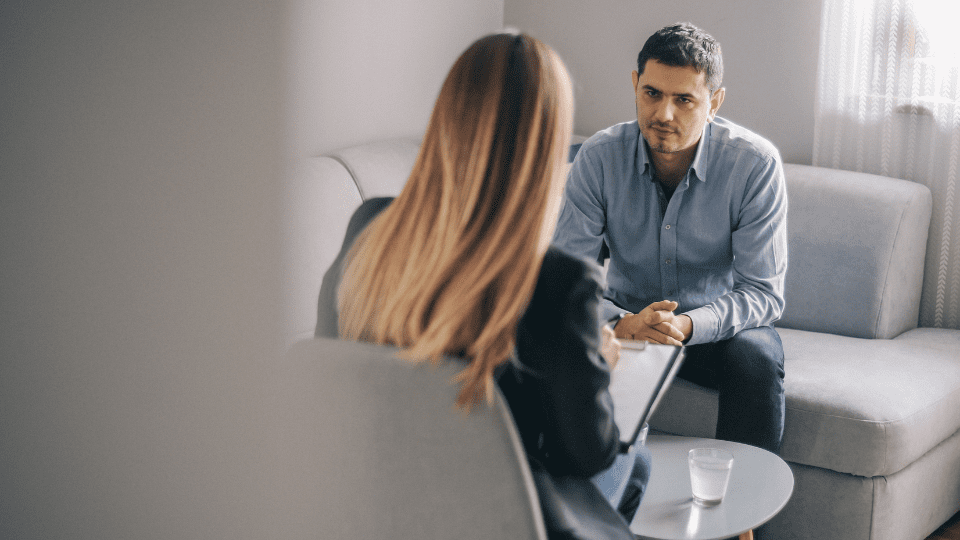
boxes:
[777,164,932,339]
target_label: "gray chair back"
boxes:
[270,337,547,540]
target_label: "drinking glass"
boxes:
[688,447,734,505]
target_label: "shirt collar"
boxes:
[637,132,653,179]
[689,121,711,183]
[637,121,713,184]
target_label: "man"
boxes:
[553,22,787,454]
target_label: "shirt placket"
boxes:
[657,182,682,304]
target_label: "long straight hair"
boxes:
[338,33,573,409]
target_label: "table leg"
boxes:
[738,531,754,540]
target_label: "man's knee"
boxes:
[721,327,784,384]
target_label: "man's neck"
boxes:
[650,145,696,189]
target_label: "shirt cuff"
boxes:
[683,306,719,346]
[599,298,630,326]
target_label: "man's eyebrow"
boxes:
[641,84,695,99]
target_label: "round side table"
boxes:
[630,435,794,540]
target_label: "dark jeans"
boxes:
[592,444,653,522]
[677,326,785,454]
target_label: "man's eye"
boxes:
[679,97,691,104]
[647,90,659,97]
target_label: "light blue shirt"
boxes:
[553,118,788,346]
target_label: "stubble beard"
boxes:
[642,126,684,155]
[648,140,684,154]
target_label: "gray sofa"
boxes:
[294,137,960,540]
[649,165,960,540]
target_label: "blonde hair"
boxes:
[338,33,573,409]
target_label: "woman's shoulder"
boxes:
[528,247,603,316]
[350,197,393,225]
[540,246,603,287]
[342,197,394,242]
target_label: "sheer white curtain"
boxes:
[814,0,960,329]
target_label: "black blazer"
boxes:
[316,197,620,478]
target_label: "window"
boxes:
[814,0,960,329]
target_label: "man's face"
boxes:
[632,60,724,157]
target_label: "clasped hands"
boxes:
[613,300,691,347]
[599,300,690,370]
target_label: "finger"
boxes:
[642,308,671,326]
[639,328,684,347]
[650,330,683,346]
[663,335,683,346]
[648,300,679,312]
[655,321,685,341]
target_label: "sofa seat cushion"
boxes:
[778,327,960,476]
[649,327,960,477]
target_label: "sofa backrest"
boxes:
[286,156,363,341]
[777,164,932,339]
[328,137,421,199]
[298,140,934,342]
[286,138,421,342]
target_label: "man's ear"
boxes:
[632,70,640,92]
[709,87,725,121]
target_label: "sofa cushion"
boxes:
[650,327,960,478]
[777,164,932,340]
[778,327,960,476]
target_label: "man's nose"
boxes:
[653,101,675,123]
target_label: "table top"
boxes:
[630,435,794,540]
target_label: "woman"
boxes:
[316,32,649,538]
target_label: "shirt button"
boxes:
[665,224,671,230]
[665,259,672,264]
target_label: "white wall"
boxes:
[286,0,505,157]
[0,0,501,537]
[505,0,823,165]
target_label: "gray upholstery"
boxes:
[272,338,547,540]
[285,157,361,341]
[766,425,960,540]
[329,138,421,199]
[651,327,960,477]
[305,137,960,540]
[778,327,960,477]
[777,164,932,339]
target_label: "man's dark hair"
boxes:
[637,22,723,92]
